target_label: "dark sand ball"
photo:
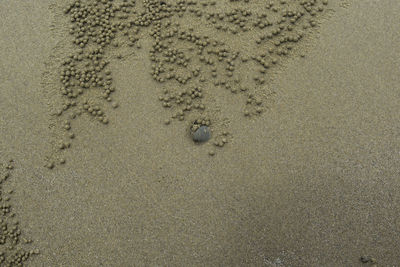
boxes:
[192,126,211,142]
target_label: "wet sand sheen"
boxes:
[0,0,400,266]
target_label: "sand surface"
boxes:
[0,0,400,266]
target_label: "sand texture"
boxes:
[0,0,399,266]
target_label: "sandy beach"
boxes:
[0,0,399,266]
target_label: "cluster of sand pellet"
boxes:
[45,0,330,167]
[0,160,40,266]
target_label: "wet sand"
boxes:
[0,0,400,266]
